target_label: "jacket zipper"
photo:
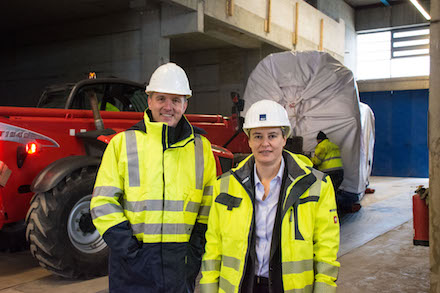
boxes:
[162,125,167,238]
[290,208,294,241]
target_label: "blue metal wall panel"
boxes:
[360,89,428,177]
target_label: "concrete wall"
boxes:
[356,1,430,31]
[0,7,167,107]
[172,0,346,61]
[173,44,282,115]
[316,0,357,76]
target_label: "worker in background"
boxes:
[312,131,344,192]
[200,100,340,293]
[91,63,217,292]
[101,97,120,111]
[98,100,120,111]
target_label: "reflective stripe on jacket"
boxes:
[90,110,216,292]
[200,150,340,293]
[311,139,343,173]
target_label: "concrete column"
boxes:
[429,0,440,292]
[139,7,170,83]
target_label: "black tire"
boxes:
[25,166,108,279]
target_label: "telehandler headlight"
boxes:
[17,142,39,168]
[26,142,38,154]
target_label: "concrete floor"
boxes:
[0,176,430,293]
[337,176,430,293]
[337,220,429,293]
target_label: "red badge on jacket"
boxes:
[334,216,338,224]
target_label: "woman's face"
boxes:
[248,127,286,166]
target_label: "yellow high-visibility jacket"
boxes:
[311,139,343,173]
[200,150,340,293]
[91,110,216,292]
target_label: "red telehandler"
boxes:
[0,77,248,278]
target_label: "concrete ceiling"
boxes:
[0,0,408,52]
[1,0,406,32]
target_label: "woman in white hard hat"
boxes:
[91,62,217,292]
[200,100,340,293]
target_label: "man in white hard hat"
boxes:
[91,63,217,292]
[200,100,340,293]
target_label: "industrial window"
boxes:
[356,26,430,80]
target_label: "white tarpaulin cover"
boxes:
[359,102,375,194]
[243,51,373,195]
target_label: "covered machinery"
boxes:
[243,50,375,199]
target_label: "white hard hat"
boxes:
[146,63,192,98]
[243,100,291,137]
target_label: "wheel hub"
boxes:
[67,195,107,254]
[78,212,95,234]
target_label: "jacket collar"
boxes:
[282,150,307,182]
[128,109,207,141]
[231,155,256,202]
[232,150,316,214]
[232,150,307,187]
[317,138,328,146]
[231,150,310,201]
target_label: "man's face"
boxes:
[248,127,287,166]
[147,92,188,127]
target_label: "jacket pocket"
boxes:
[215,193,242,210]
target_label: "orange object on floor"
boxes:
[365,188,375,194]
